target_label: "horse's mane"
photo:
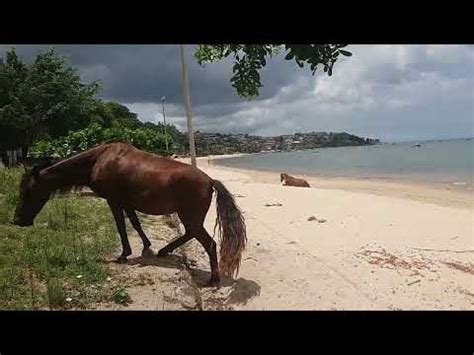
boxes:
[19,141,134,199]
[43,140,132,170]
[29,143,117,195]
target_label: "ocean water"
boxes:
[216,138,474,187]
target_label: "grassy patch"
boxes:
[110,284,132,306]
[0,167,121,310]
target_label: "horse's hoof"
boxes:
[116,256,128,264]
[141,248,154,258]
[156,249,169,258]
[207,278,220,288]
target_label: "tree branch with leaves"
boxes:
[195,44,352,98]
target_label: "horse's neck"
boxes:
[42,148,101,191]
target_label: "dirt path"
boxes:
[98,212,262,310]
[93,214,202,310]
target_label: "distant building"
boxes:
[193,131,379,156]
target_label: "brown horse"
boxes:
[13,142,247,286]
[280,173,311,188]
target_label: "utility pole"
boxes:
[179,44,197,167]
[160,95,169,152]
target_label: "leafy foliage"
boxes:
[195,44,352,98]
[87,100,143,129]
[0,48,101,154]
[0,47,187,159]
[29,123,175,158]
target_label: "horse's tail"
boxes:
[211,179,247,278]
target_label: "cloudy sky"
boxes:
[2,44,473,142]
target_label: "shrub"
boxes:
[29,123,175,158]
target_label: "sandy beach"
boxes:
[175,155,473,310]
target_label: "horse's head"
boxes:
[280,173,287,182]
[21,157,56,170]
[13,163,53,226]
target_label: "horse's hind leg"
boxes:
[125,209,153,257]
[107,202,132,263]
[156,210,198,257]
[195,227,220,287]
[156,233,193,257]
[158,226,219,287]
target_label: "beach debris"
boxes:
[264,202,283,207]
[307,215,327,223]
[76,275,83,279]
[65,297,73,302]
[256,242,260,246]
[235,194,246,198]
[456,287,474,298]
[409,247,474,254]
[356,247,434,276]
[407,279,421,286]
[440,261,474,275]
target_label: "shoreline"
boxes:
[192,154,473,310]
[178,154,473,210]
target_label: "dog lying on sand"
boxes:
[280,173,310,188]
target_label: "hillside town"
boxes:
[194,131,380,155]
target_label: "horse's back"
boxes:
[94,142,209,185]
[91,142,213,214]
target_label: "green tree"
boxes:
[87,101,142,129]
[29,123,173,158]
[0,50,30,154]
[0,48,101,156]
[195,44,352,98]
[142,121,186,150]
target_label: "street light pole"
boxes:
[160,95,169,153]
[179,44,197,167]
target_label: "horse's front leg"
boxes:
[125,209,153,257]
[107,202,132,263]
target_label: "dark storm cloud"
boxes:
[0,44,299,109]
[1,44,473,141]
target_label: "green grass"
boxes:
[110,284,132,305]
[0,167,122,310]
